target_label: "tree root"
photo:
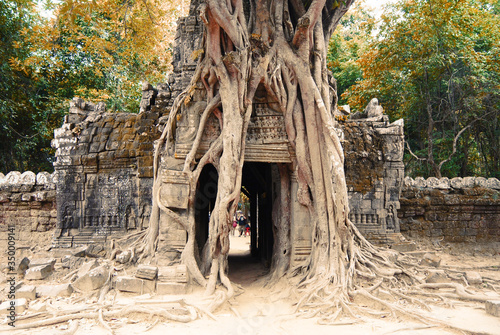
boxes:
[418,283,494,302]
[6,302,200,331]
[98,308,114,335]
[60,320,79,335]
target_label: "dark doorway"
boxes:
[228,162,279,284]
[194,164,218,255]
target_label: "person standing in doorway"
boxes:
[237,212,247,237]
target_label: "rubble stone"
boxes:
[158,265,188,283]
[465,271,482,285]
[73,265,109,292]
[425,270,449,283]
[29,301,47,312]
[29,258,56,269]
[77,260,99,278]
[115,276,155,294]
[62,256,85,270]
[0,298,27,315]
[135,265,158,280]
[486,300,500,317]
[37,284,73,297]
[420,253,441,267]
[17,257,30,275]
[116,251,131,264]
[25,264,53,280]
[16,285,36,300]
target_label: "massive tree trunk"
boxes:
[136,0,402,317]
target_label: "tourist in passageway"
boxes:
[237,212,247,237]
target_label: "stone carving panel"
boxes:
[160,170,190,209]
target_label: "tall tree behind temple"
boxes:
[327,0,375,106]
[0,0,48,172]
[344,0,500,178]
[1,0,185,173]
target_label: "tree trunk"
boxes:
[143,0,393,312]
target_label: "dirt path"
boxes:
[4,239,500,335]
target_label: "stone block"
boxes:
[391,242,417,252]
[77,260,99,278]
[17,257,30,275]
[25,264,53,280]
[0,298,27,315]
[465,271,482,285]
[425,270,449,283]
[62,256,84,269]
[29,258,56,269]
[135,265,158,280]
[115,276,155,294]
[37,284,74,297]
[73,265,109,292]
[116,250,131,264]
[156,282,188,295]
[16,285,36,300]
[158,265,188,283]
[30,301,47,312]
[420,253,441,267]
[486,300,500,317]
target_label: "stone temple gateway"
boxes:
[51,5,405,267]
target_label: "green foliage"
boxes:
[344,0,500,178]
[0,0,54,172]
[327,1,374,105]
[0,0,184,173]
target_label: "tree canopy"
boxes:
[343,0,500,178]
[0,0,186,173]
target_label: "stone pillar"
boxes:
[289,171,312,268]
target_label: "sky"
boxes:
[364,0,396,17]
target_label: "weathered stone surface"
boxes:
[115,276,155,294]
[425,270,449,283]
[73,265,109,292]
[37,284,73,297]
[86,244,106,257]
[76,260,99,278]
[135,265,158,280]
[62,256,85,269]
[116,251,131,264]
[465,271,482,285]
[29,258,56,269]
[0,171,57,250]
[17,257,30,275]
[25,264,53,280]
[400,179,500,242]
[420,253,441,267]
[364,98,384,118]
[72,247,87,257]
[158,265,188,283]
[16,285,36,300]
[30,301,47,312]
[486,300,500,317]
[391,242,417,252]
[0,298,27,315]
[156,282,188,295]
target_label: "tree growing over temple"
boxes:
[124,0,500,325]
[128,0,408,319]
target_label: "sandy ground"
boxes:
[3,236,500,335]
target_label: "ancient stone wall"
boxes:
[399,177,500,242]
[50,98,161,247]
[0,171,57,251]
[48,14,204,248]
[341,116,405,243]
